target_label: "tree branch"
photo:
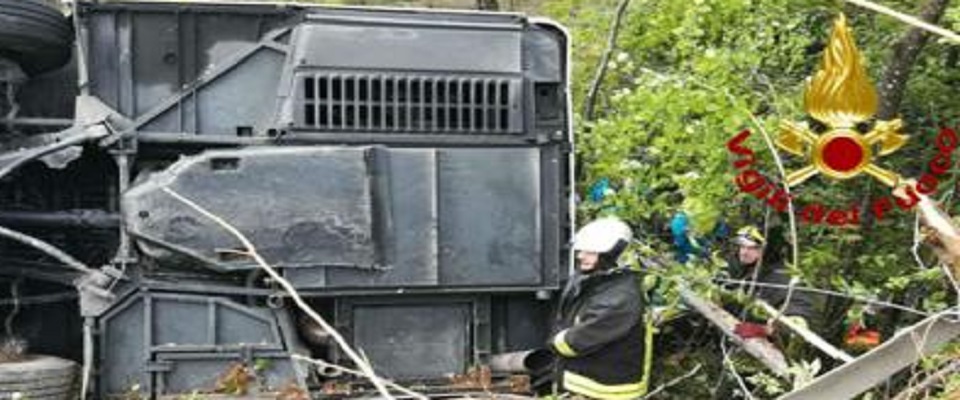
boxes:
[872,0,952,120]
[678,286,791,376]
[583,0,632,122]
[640,363,702,399]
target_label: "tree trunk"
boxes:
[476,0,499,10]
[875,0,951,120]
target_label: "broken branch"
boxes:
[755,300,854,363]
[678,286,791,376]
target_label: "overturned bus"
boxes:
[0,0,571,397]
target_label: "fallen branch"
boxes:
[291,354,427,399]
[162,187,400,399]
[678,286,790,376]
[582,0,632,122]
[896,182,960,306]
[755,300,854,363]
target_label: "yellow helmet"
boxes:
[734,225,765,247]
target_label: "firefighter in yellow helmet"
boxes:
[727,225,816,339]
[549,217,646,399]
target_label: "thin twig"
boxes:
[291,354,427,399]
[905,311,946,392]
[940,261,960,309]
[891,360,960,400]
[844,0,960,44]
[640,363,703,399]
[712,277,931,317]
[913,212,928,270]
[721,338,756,400]
[582,0,632,122]
[3,277,21,338]
[162,187,400,399]
[740,110,801,327]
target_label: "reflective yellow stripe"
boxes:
[553,330,578,357]
[563,371,647,400]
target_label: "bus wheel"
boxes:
[0,0,72,76]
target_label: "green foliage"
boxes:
[543,0,960,397]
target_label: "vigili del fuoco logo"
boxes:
[727,14,958,227]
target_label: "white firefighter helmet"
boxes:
[572,217,633,253]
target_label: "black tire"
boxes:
[0,0,72,76]
[0,355,78,400]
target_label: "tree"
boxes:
[543,0,960,397]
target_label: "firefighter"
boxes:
[727,225,816,339]
[550,217,646,400]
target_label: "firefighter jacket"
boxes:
[725,258,817,324]
[550,267,646,400]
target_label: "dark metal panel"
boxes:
[522,27,563,83]
[501,294,551,352]
[352,303,470,379]
[88,12,120,110]
[137,294,284,352]
[294,23,522,73]
[438,148,541,285]
[123,147,379,272]
[99,291,296,396]
[540,145,564,288]
[153,297,209,346]
[195,13,266,76]
[216,300,282,347]
[131,12,180,116]
[139,49,284,135]
[325,149,438,287]
[100,294,146,395]
[383,149,438,284]
[176,10,200,133]
[195,49,284,135]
